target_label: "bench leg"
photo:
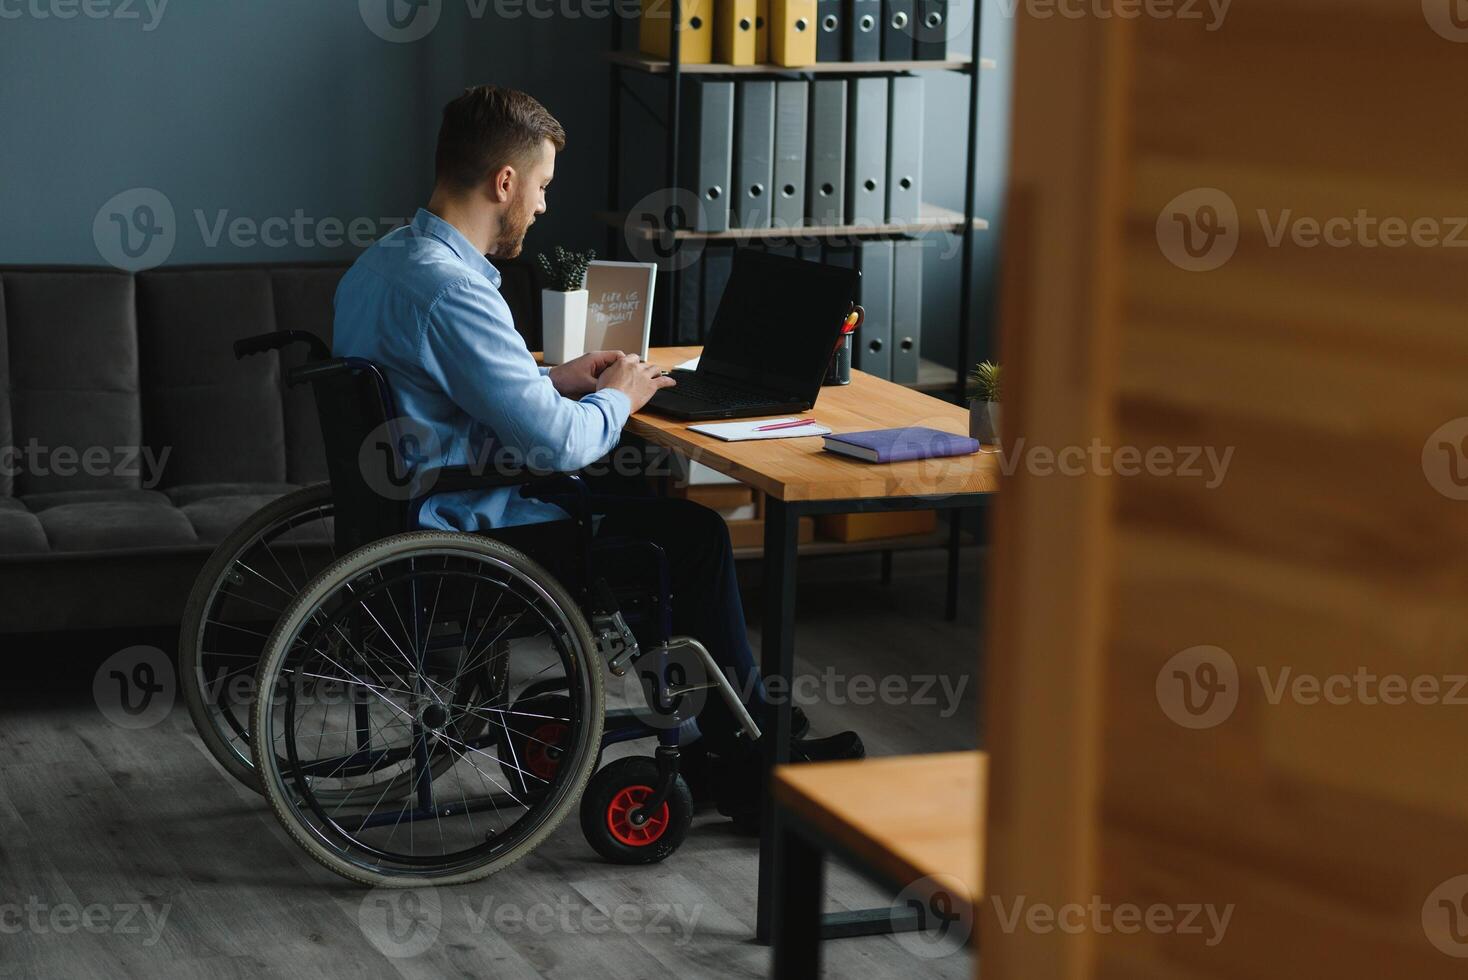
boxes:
[773,825,825,980]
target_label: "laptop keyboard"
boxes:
[668,372,780,409]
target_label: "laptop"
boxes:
[647,249,860,421]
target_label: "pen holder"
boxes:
[824,304,863,386]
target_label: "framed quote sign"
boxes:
[583,260,657,359]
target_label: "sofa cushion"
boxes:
[138,268,287,488]
[3,270,142,496]
[0,509,47,555]
[20,488,171,512]
[0,497,22,511]
[178,493,291,546]
[164,482,299,507]
[35,501,198,553]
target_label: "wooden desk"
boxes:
[632,347,1000,503]
[625,348,998,943]
[771,752,987,977]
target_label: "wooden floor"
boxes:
[0,547,984,979]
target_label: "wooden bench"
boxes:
[770,751,986,977]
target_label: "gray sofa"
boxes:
[0,260,545,633]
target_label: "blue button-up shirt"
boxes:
[333,208,631,530]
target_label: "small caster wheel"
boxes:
[580,757,693,864]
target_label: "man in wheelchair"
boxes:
[332,85,864,833]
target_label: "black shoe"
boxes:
[790,705,811,739]
[712,730,866,834]
[791,730,865,763]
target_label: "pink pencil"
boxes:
[755,418,820,432]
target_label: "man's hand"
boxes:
[548,350,625,398]
[596,353,676,413]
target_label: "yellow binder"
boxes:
[715,0,758,65]
[754,0,769,62]
[640,0,714,64]
[768,0,816,67]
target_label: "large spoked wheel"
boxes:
[179,483,337,791]
[251,532,604,887]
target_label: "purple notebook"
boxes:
[822,426,981,463]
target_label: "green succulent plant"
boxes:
[537,246,596,292]
[968,360,1001,403]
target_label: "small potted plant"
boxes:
[968,360,1001,444]
[538,246,595,365]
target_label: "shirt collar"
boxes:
[411,208,502,287]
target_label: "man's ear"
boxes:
[486,164,516,204]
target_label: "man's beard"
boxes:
[494,206,533,259]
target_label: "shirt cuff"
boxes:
[594,386,633,424]
[538,365,553,377]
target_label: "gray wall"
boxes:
[0,0,1008,358]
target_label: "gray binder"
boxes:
[806,80,847,227]
[681,80,735,234]
[735,81,776,229]
[817,0,844,61]
[772,80,809,233]
[891,239,922,383]
[854,240,893,378]
[845,0,881,60]
[845,77,889,227]
[882,0,914,59]
[886,76,923,223]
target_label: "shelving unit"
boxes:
[602,7,989,406]
[599,202,988,243]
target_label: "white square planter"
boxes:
[542,288,588,365]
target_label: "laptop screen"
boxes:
[698,249,860,399]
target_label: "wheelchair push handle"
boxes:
[233,330,331,363]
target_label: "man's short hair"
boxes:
[435,86,566,191]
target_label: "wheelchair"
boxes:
[179,330,761,886]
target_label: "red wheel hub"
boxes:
[606,784,670,847]
[523,722,567,782]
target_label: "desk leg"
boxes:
[756,497,800,945]
[945,510,963,621]
[773,824,824,979]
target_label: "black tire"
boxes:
[252,531,604,887]
[580,757,692,865]
[178,483,335,792]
